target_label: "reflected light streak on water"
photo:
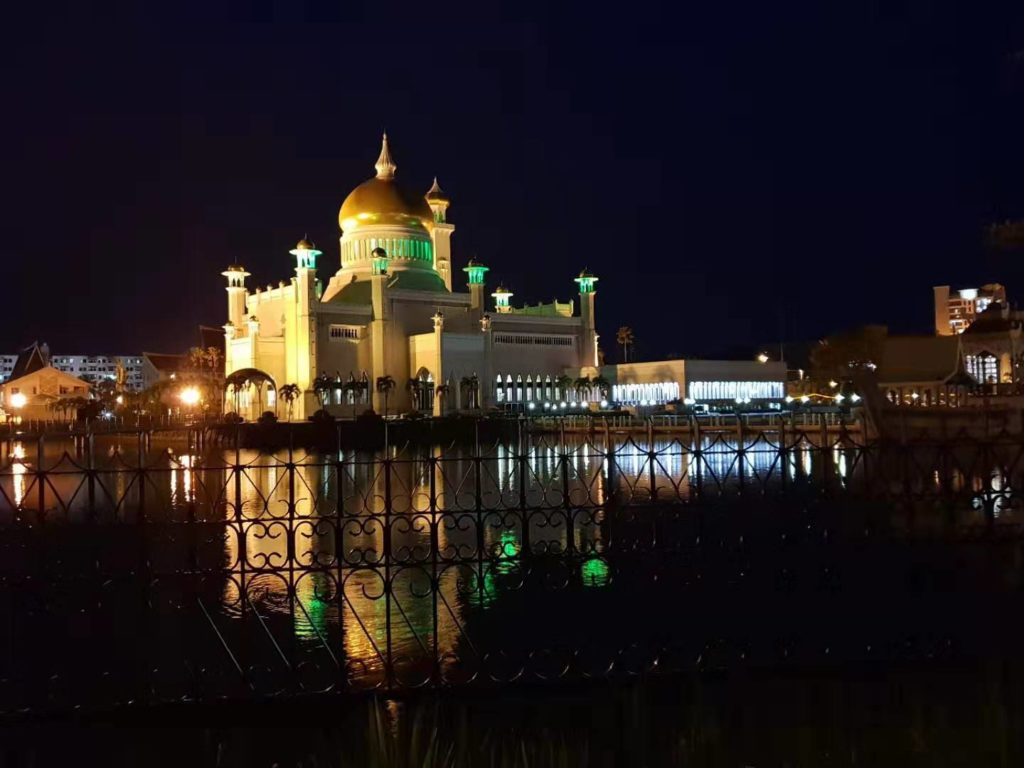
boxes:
[11,443,25,508]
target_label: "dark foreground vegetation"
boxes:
[3,662,1022,767]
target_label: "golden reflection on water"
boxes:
[11,443,26,508]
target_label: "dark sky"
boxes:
[2,1,1023,360]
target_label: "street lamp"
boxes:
[179,386,201,407]
[8,392,26,426]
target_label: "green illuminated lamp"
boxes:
[491,284,513,311]
[289,237,322,270]
[574,268,598,294]
[463,258,489,285]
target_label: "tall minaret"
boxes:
[426,177,454,291]
[574,269,599,368]
[463,258,489,315]
[289,238,321,416]
[222,264,250,329]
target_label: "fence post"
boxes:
[383,446,394,688]
[86,431,96,519]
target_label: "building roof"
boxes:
[9,342,49,380]
[963,303,1020,335]
[875,335,963,384]
[324,270,448,304]
[143,352,189,374]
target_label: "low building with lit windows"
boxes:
[593,359,787,410]
[959,303,1023,385]
[221,135,600,419]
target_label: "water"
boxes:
[1,429,1023,716]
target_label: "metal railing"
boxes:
[0,423,1022,718]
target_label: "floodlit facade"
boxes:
[222,135,599,419]
[934,284,1007,336]
[595,360,786,408]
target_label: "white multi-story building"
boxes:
[934,284,1008,335]
[0,350,146,390]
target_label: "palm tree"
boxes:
[312,373,332,409]
[188,347,206,372]
[591,375,611,400]
[279,383,300,421]
[573,375,592,402]
[434,383,451,416]
[616,326,635,363]
[376,375,396,417]
[342,379,361,419]
[555,375,574,402]
[460,374,480,409]
[406,377,422,411]
[206,346,223,377]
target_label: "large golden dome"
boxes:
[338,134,434,232]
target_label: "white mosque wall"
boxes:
[408,333,438,382]
[440,333,485,380]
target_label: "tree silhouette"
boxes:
[279,383,301,421]
[376,375,396,417]
[616,326,635,363]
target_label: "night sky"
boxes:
[2,2,1023,361]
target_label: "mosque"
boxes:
[222,135,600,419]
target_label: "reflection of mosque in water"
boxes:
[2,435,1023,680]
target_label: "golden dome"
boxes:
[338,134,434,232]
[339,177,434,232]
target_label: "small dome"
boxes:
[295,237,316,251]
[425,177,449,204]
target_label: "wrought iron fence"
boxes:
[1,423,1023,718]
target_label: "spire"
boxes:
[375,132,397,179]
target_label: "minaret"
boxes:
[288,238,321,416]
[426,177,454,291]
[492,284,513,314]
[370,247,390,412]
[574,269,599,369]
[463,258,489,315]
[222,264,250,330]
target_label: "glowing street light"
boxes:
[179,386,201,407]
[757,352,770,364]
[115,395,124,405]
[800,395,810,404]
[835,394,845,403]
[784,395,795,404]
[850,393,861,403]
[8,392,27,410]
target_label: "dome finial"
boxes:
[375,132,397,180]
